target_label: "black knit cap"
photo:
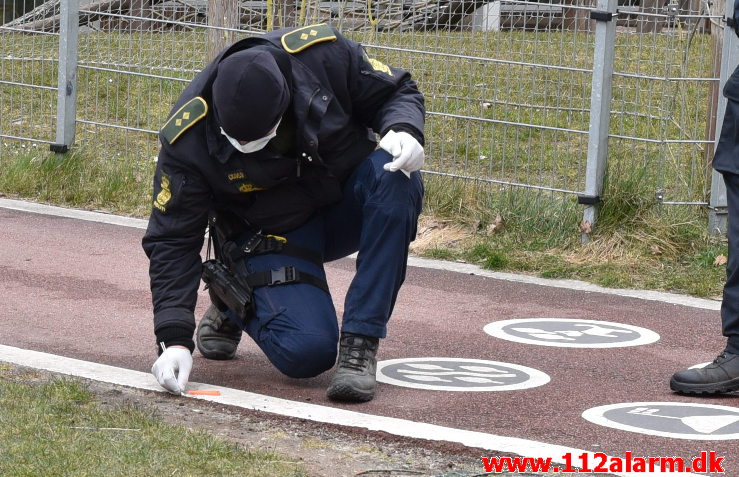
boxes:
[212,49,290,142]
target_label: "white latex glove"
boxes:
[379,130,424,178]
[151,345,192,396]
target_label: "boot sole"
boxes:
[670,376,739,394]
[326,383,374,402]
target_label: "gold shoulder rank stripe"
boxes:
[281,23,336,54]
[161,97,207,145]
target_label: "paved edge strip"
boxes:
[0,345,701,477]
[0,198,149,229]
[0,198,720,311]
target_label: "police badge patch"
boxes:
[153,174,172,212]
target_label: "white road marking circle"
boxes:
[376,357,550,391]
[582,402,739,440]
[483,318,660,348]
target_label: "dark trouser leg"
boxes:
[670,172,739,393]
[722,172,739,354]
[235,216,339,379]
[323,149,423,401]
[323,149,424,337]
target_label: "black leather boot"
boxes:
[196,304,243,360]
[670,352,739,394]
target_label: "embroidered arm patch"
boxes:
[363,52,393,77]
[153,173,172,213]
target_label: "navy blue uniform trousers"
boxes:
[225,150,423,378]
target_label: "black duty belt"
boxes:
[245,266,330,294]
[221,231,329,294]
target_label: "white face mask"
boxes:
[220,118,281,154]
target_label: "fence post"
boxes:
[708,0,739,235]
[580,0,617,243]
[207,0,239,62]
[51,0,80,154]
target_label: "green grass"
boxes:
[417,167,727,298]
[0,365,305,477]
[0,144,155,217]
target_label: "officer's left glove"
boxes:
[379,130,425,178]
[151,345,192,396]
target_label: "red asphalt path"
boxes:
[1,201,738,473]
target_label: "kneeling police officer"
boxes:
[143,24,425,402]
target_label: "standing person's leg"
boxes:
[322,149,424,401]
[721,173,739,355]
[670,172,739,393]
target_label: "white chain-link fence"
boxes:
[1,0,735,233]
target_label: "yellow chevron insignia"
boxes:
[161,97,207,145]
[281,24,336,54]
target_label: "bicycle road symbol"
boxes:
[376,357,550,391]
[582,402,739,440]
[483,318,660,348]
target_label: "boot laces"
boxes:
[715,352,730,363]
[339,337,375,371]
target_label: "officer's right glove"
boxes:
[151,345,192,395]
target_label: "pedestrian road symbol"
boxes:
[483,318,659,348]
[376,357,550,391]
[582,402,739,440]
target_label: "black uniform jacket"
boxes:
[142,24,425,350]
[714,65,739,175]
[712,1,739,174]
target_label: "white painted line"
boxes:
[0,345,704,477]
[0,198,719,311]
[0,198,148,229]
[0,198,721,310]
[407,256,721,311]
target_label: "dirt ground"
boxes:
[5,364,494,477]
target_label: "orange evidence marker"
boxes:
[187,390,221,396]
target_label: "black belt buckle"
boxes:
[269,266,298,285]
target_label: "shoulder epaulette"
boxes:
[161,97,207,145]
[281,24,336,54]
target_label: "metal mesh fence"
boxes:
[0,0,59,147]
[608,3,721,207]
[0,0,729,226]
